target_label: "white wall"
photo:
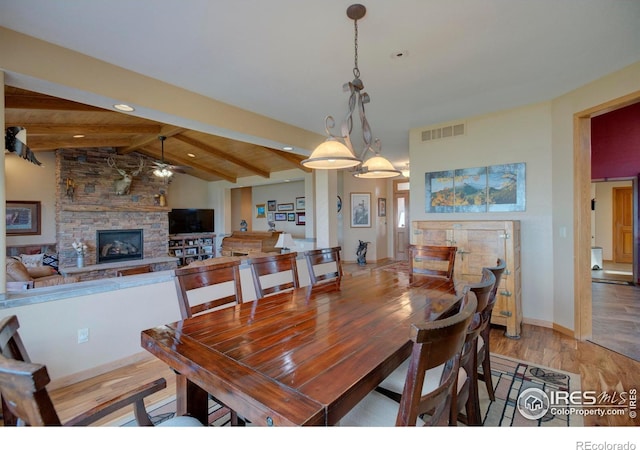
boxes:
[5,152,57,246]
[409,102,554,325]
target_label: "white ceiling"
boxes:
[2,0,640,167]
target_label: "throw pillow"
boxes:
[6,258,34,282]
[20,253,44,268]
[42,253,59,272]
[27,265,57,278]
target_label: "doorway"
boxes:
[591,180,634,284]
[574,90,640,341]
[393,179,410,261]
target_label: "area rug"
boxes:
[120,353,581,427]
[479,354,583,427]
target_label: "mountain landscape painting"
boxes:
[426,163,525,213]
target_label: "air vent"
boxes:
[421,123,465,142]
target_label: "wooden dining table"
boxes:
[141,269,460,426]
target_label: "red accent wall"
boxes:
[591,101,640,180]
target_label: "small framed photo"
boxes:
[186,247,198,256]
[278,203,294,212]
[350,192,371,228]
[287,212,296,221]
[6,201,41,235]
[296,212,306,226]
[296,197,306,210]
[256,203,266,218]
[378,198,387,217]
[267,212,274,221]
[174,249,183,257]
[267,200,277,211]
[275,213,287,221]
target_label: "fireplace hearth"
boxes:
[96,229,143,264]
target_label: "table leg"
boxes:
[175,373,209,424]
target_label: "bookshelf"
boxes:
[168,233,216,267]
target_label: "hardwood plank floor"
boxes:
[591,281,640,362]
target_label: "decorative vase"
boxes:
[77,255,84,268]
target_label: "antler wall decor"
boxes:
[106,155,145,195]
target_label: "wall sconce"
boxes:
[66,178,75,200]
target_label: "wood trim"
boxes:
[61,205,170,212]
[573,89,640,341]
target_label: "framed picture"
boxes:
[267,200,277,211]
[278,203,294,212]
[186,247,198,256]
[378,198,387,217]
[275,213,287,221]
[256,204,266,218]
[267,212,274,222]
[6,201,41,235]
[287,212,296,221]
[350,193,371,228]
[296,197,305,210]
[296,212,306,226]
[174,249,183,257]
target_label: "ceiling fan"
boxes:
[151,135,190,179]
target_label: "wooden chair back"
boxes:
[247,252,300,299]
[0,314,32,426]
[304,247,343,289]
[396,290,477,426]
[408,244,457,283]
[174,260,243,319]
[116,265,152,277]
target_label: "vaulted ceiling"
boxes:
[5,86,310,183]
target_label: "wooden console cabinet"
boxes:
[221,231,281,256]
[412,220,522,338]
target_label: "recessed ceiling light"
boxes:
[113,104,135,112]
[187,153,196,158]
[282,146,293,151]
[73,134,85,138]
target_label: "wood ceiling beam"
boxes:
[172,134,271,178]
[5,94,107,111]
[260,147,312,173]
[5,123,162,135]
[26,137,132,150]
[118,126,186,154]
[135,148,237,183]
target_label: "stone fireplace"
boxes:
[96,229,144,264]
[55,148,174,271]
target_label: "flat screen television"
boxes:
[168,209,214,234]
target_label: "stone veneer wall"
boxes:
[55,148,171,268]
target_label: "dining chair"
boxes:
[247,252,300,299]
[476,258,507,402]
[408,244,457,284]
[174,259,243,318]
[303,246,343,290]
[0,315,202,427]
[173,260,244,425]
[453,268,496,426]
[339,290,477,426]
[116,265,152,277]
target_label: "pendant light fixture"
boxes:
[301,4,401,178]
[153,136,173,179]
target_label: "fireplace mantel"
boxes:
[61,205,171,212]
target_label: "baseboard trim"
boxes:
[522,317,575,338]
[48,351,152,390]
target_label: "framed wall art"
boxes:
[6,201,41,235]
[296,212,306,226]
[350,192,371,228]
[256,203,266,218]
[378,198,387,217]
[275,213,287,221]
[296,197,305,210]
[278,203,294,212]
[425,162,526,213]
[287,213,296,221]
[267,200,277,211]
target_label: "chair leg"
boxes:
[481,351,495,402]
[465,352,482,426]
